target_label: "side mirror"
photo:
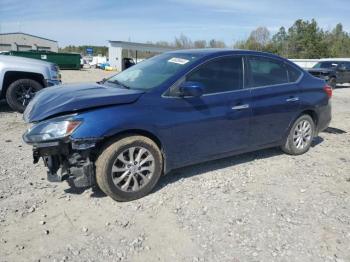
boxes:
[179,81,204,97]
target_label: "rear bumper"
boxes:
[316,102,332,134]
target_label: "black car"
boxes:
[308,60,350,88]
[122,57,136,70]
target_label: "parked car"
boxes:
[308,60,350,88]
[122,57,136,70]
[22,49,332,202]
[0,55,61,112]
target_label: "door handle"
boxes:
[231,104,250,110]
[286,97,299,102]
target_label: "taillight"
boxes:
[323,84,332,98]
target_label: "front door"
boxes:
[339,62,350,83]
[160,55,251,167]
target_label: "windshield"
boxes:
[313,61,338,69]
[106,53,202,90]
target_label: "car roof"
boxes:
[166,48,283,59]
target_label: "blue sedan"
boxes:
[23,49,332,201]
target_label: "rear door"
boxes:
[246,55,302,147]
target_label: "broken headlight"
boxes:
[23,117,82,144]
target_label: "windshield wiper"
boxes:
[96,78,107,84]
[107,79,131,89]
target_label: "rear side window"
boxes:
[186,56,243,94]
[286,63,302,82]
[247,56,288,87]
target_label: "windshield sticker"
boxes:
[168,57,190,65]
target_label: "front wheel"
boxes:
[281,115,315,155]
[6,79,43,113]
[95,136,163,202]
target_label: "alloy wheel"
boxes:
[293,120,312,149]
[111,146,155,192]
[15,84,36,106]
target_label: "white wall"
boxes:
[108,44,123,71]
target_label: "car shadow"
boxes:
[64,134,329,199]
[64,178,107,198]
[154,147,280,192]
[323,127,347,134]
[311,136,324,147]
[153,136,325,194]
[0,100,12,113]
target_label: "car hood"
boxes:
[23,83,144,123]
[308,68,334,74]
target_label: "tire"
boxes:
[95,135,163,202]
[5,79,43,113]
[328,77,336,89]
[281,115,315,155]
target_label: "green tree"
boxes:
[271,26,289,56]
[325,23,350,57]
[208,39,226,48]
[194,40,207,48]
[174,34,193,49]
[234,26,272,52]
[286,19,328,58]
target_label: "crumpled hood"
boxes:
[23,83,144,123]
[308,68,334,74]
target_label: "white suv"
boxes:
[0,55,61,112]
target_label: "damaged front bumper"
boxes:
[32,139,100,187]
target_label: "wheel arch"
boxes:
[299,109,318,126]
[283,109,319,141]
[1,71,45,98]
[101,129,162,150]
[97,128,168,173]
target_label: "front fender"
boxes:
[71,104,162,140]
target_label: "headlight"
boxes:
[50,64,61,80]
[23,118,81,144]
[50,64,59,72]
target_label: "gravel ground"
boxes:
[0,69,349,262]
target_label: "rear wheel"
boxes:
[6,79,43,113]
[95,136,163,202]
[281,115,315,155]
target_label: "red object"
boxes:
[323,84,333,98]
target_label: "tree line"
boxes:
[235,19,350,58]
[59,19,350,59]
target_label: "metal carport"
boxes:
[108,41,174,71]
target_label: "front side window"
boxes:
[185,56,243,94]
[247,56,288,87]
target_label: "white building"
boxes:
[108,41,174,71]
